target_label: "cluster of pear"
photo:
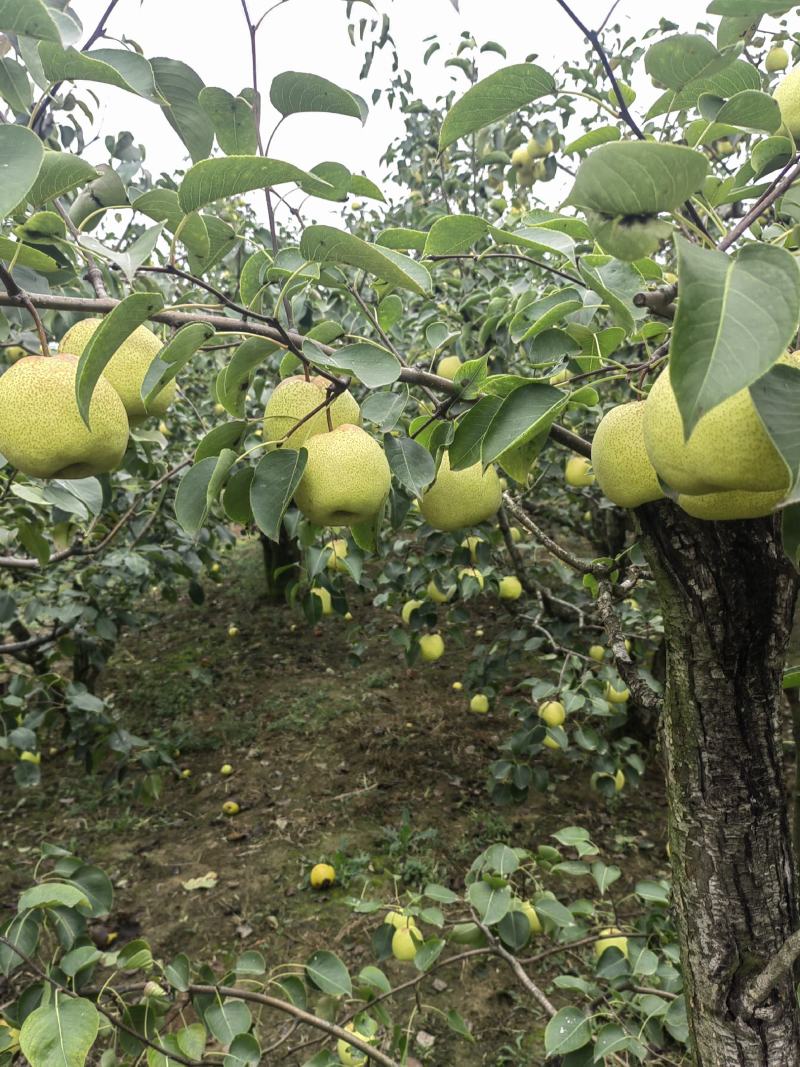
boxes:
[510,129,555,187]
[0,319,174,480]
[264,376,390,527]
[590,357,799,520]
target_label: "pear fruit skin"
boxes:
[642,362,797,495]
[419,633,445,662]
[591,402,663,508]
[420,451,502,532]
[0,355,129,479]
[677,487,786,521]
[264,375,360,446]
[499,575,523,600]
[595,927,629,959]
[437,355,462,381]
[59,318,173,422]
[539,700,565,727]
[774,67,800,135]
[294,424,390,527]
[767,46,790,73]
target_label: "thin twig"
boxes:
[0,265,49,356]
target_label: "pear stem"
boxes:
[0,264,49,357]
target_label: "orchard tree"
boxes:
[4,0,800,1064]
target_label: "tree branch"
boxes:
[0,265,49,356]
[718,155,800,251]
[633,285,677,320]
[503,493,606,575]
[1,625,69,656]
[741,929,800,1015]
[596,578,661,710]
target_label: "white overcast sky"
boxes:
[70,0,750,222]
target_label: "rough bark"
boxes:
[637,500,800,1066]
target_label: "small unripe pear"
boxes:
[499,575,522,600]
[419,633,445,662]
[437,355,462,380]
[565,455,595,488]
[538,700,565,727]
[470,693,490,713]
[420,451,502,532]
[767,46,789,73]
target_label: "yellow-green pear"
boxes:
[511,145,530,167]
[565,455,595,487]
[325,538,349,572]
[461,535,484,561]
[312,587,333,616]
[0,355,128,479]
[642,360,799,495]
[391,926,418,961]
[614,769,625,792]
[427,578,453,603]
[337,1024,368,1067]
[263,375,361,446]
[59,318,173,422]
[419,633,445,662]
[774,68,800,135]
[510,526,522,543]
[437,355,462,380]
[420,451,502,532]
[605,682,630,704]
[294,425,390,527]
[595,927,629,959]
[677,487,786,521]
[589,645,606,662]
[499,575,523,600]
[767,46,790,73]
[458,566,485,590]
[401,599,423,624]
[538,700,565,727]
[520,900,542,935]
[470,693,489,713]
[527,134,554,159]
[591,402,664,508]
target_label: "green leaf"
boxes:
[383,435,435,496]
[491,224,576,263]
[497,910,531,951]
[19,882,89,912]
[645,34,734,92]
[205,1001,252,1047]
[0,0,60,42]
[222,338,279,412]
[591,861,621,894]
[594,1024,643,1061]
[175,452,234,536]
[423,215,488,256]
[223,1034,261,1067]
[195,422,248,462]
[439,62,555,150]
[0,56,33,113]
[304,339,401,388]
[0,125,44,218]
[647,59,760,119]
[151,57,214,163]
[66,864,113,917]
[751,363,800,495]
[20,997,100,1067]
[466,881,511,925]
[481,382,566,464]
[362,390,407,431]
[544,1007,592,1056]
[26,150,98,207]
[707,0,793,13]
[132,188,210,259]
[199,88,258,155]
[75,292,164,425]
[0,237,57,272]
[38,44,164,101]
[0,911,41,976]
[164,954,190,992]
[670,238,800,437]
[566,141,708,217]
[80,222,164,282]
[250,449,307,541]
[141,322,215,407]
[305,950,352,997]
[482,843,520,876]
[376,227,427,252]
[564,126,621,154]
[178,155,328,213]
[349,173,385,202]
[449,395,503,470]
[700,89,781,133]
[300,225,431,294]
[270,71,366,122]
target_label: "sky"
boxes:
[68,0,731,223]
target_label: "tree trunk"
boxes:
[636,501,800,1066]
[259,527,300,600]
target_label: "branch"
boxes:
[0,265,49,356]
[473,919,557,1017]
[187,984,400,1067]
[632,285,677,320]
[497,504,535,595]
[596,578,661,710]
[0,289,594,457]
[1,625,69,656]
[741,929,800,1015]
[503,493,606,575]
[53,199,108,298]
[718,155,800,251]
[426,251,586,289]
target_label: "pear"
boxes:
[677,487,786,521]
[511,145,530,168]
[437,355,461,380]
[589,645,605,662]
[325,538,349,572]
[767,46,790,73]
[538,700,565,727]
[419,633,445,661]
[614,769,625,792]
[527,135,554,159]
[519,900,542,935]
[499,575,522,600]
[470,693,489,713]
[427,578,453,603]
[605,682,630,704]
[595,927,629,958]
[591,402,664,508]
[0,355,128,479]
[312,587,333,615]
[460,535,484,561]
[642,359,799,495]
[401,599,423,624]
[420,451,502,532]
[294,425,390,527]
[565,455,595,487]
[774,67,800,135]
[263,375,360,446]
[59,318,173,422]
